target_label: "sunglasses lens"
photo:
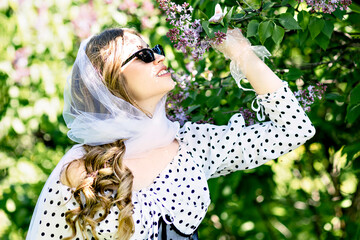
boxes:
[138,49,155,63]
[153,45,165,56]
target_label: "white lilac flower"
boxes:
[209,4,226,23]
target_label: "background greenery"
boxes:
[0,0,359,239]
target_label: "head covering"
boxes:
[63,35,179,158]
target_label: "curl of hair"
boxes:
[63,28,144,240]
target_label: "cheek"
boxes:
[124,71,150,100]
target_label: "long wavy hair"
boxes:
[62,28,144,240]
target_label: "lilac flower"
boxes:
[71,3,97,39]
[118,0,138,14]
[116,0,155,29]
[142,0,155,13]
[12,47,31,83]
[167,28,180,42]
[212,31,227,45]
[166,90,189,125]
[196,117,215,124]
[34,2,48,32]
[209,4,226,23]
[141,16,152,29]
[166,69,197,125]
[294,83,327,112]
[239,107,257,126]
[156,0,223,61]
[297,0,352,14]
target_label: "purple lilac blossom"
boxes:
[297,0,352,14]
[294,83,327,112]
[239,107,257,126]
[157,0,226,60]
[166,69,192,125]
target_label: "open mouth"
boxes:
[156,69,170,77]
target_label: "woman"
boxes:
[26,27,316,240]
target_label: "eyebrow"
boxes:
[136,44,150,50]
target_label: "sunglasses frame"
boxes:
[121,44,165,67]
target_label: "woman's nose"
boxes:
[154,54,165,65]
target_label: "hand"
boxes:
[212,28,252,60]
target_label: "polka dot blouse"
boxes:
[27,81,316,239]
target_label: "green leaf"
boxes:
[263,1,275,10]
[191,114,205,122]
[315,32,330,50]
[346,103,360,124]
[349,3,360,13]
[349,84,360,106]
[286,7,295,15]
[333,7,346,20]
[342,142,360,161]
[298,11,310,31]
[308,16,325,39]
[272,24,285,45]
[348,13,360,28]
[188,90,198,100]
[201,20,215,38]
[284,68,304,81]
[325,93,344,101]
[298,29,309,46]
[198,9,209,20]
[281,0,290,6]
[206,96,221,108]
[247,20,259,38]
[288,0,299,7]
[258,21,274,45]
[242,94,255,104]
[210,24,228,35]
[187,105,201,114]
[225,6,234,23]
[322,21,334,39]
[278,13,301,30]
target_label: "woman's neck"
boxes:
[136,95,165,116]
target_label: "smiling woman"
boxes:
[120,33,175,114]
[26,27,315,240]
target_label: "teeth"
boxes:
[157,69,168,77]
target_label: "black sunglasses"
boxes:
[121,44,165,67]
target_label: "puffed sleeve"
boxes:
[178,81,316,179]
[25,180,86,239]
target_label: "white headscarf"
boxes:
[63,34,179,158]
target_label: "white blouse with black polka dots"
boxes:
[27,81,316,239]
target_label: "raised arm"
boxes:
[214,28,283,94]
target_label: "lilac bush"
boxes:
[157,0,328,125]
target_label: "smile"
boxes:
[156,69,170,77]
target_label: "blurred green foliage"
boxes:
[0,0,359,239]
